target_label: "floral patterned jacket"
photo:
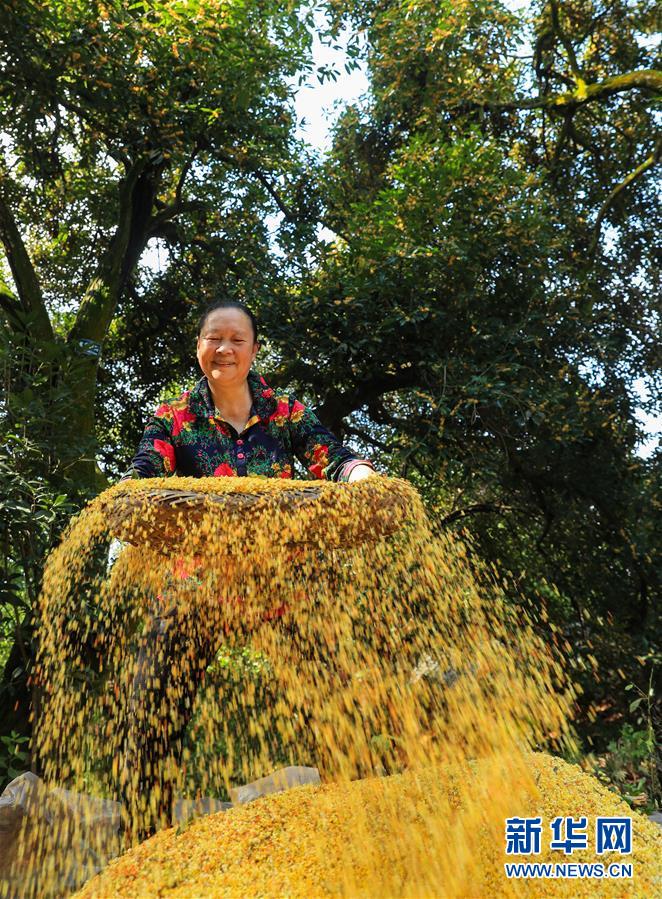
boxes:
[127,370,372,482]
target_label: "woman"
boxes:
[120,300,375,838]
[126,300,375,483]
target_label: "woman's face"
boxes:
[196,308,258,389]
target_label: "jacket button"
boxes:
[236,439,244,446]
[237,453,245,460]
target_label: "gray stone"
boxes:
[648,811,662,830]
[0,771,121,899]
[0,772,47,875]
[230,766,321,806]
[173,796,232,823]
[0,766,319,896]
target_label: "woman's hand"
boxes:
[347,463,376,483]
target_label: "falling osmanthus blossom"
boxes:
[5,476,659,896]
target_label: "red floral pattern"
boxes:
[290,399,305,423]
[153,439,176,474]
[155,394,197,436]
[308,443,329,479]
[213,462,236,477]
[269,397,290,428]
[271,462,293,478]
[128,370,371,482]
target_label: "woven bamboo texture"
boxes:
[107,481,408,552]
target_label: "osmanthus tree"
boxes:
[0,0,320,486]
[0,0,658,763]
[306,0,660,431]
[0,0,324,758]
[262,0,660,722]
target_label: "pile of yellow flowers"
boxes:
[11,474,653,896]
[76,753,661,898]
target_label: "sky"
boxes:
[292,21,368,153]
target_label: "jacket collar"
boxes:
[248,369,279,423]
[191,370,278,423]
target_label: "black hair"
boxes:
[197,300,259,344]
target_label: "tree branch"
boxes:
[549,110,574,174]
[149,220,240,273]
[69,156,157,343]
[174,148,198,207]
[344,424,405,456]
[0,180,53,340]
[484,69,662,112]
[316,367,421,435]
[215,148,351,244]
[549,0,584,85]
[148,200,205,235]
[589,137,662,255]
[0,285,25,331]
[148,147,203,232]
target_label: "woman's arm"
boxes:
[287,397,375,482]
[124,412,176,479]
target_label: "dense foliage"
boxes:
[0,0,659,803]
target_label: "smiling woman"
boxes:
[126,300,375,483]
[117,300,376,838]
[196,304,261,436]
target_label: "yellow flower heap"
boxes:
[9,477,662,896]
[75,754,662,898]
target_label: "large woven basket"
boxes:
[107,479,409,554]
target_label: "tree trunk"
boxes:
[57,350,106,490]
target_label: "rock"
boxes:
[0,767,319,896]
[0,772,49,879]
[173,796,231,823]
[230,766,321,806]
[0,772,121,899]
[649,811,662,830]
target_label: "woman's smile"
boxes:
[196,307,259,388]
